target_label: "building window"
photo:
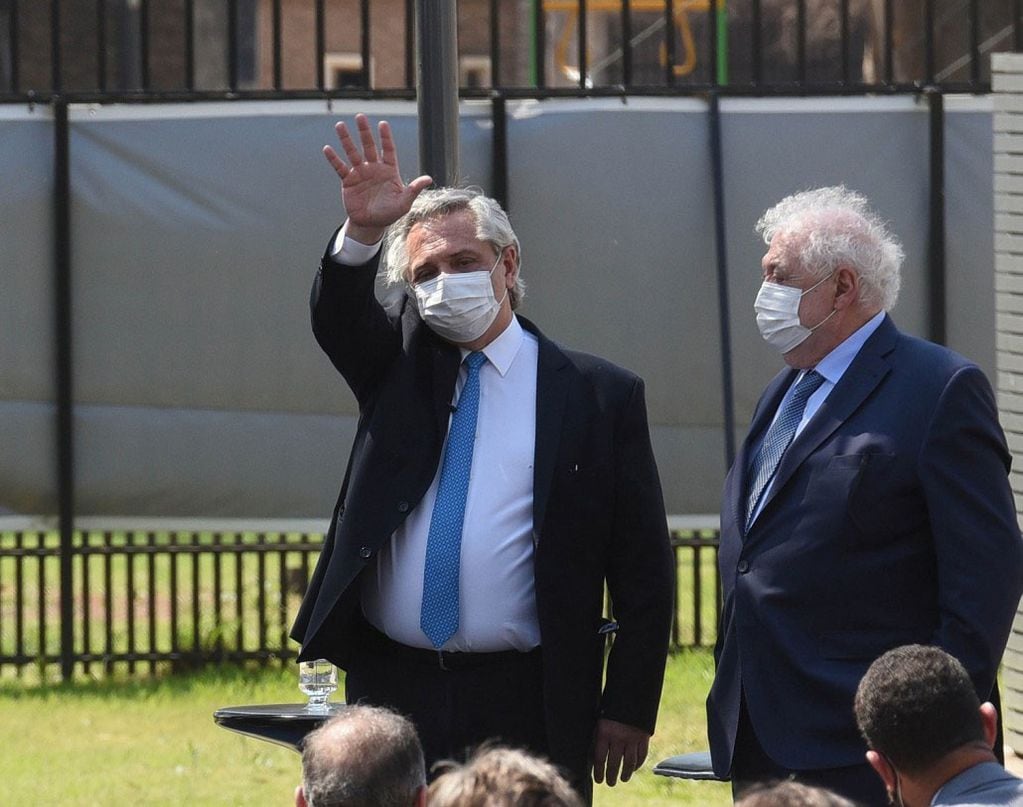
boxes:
[324,53,370,89]
[459,55,491,89]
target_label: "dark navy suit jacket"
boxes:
[708,314,1023,775]
[291,245,674,785]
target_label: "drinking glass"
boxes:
[299,658,337,712]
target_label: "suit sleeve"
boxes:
[600,377,675,734]
[921,365,1023,697]
[310,232,402,406]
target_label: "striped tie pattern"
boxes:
[420,351,487,648]
[745,370,824,528]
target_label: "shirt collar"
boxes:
[458,315,523,377]
[812,310,886,386]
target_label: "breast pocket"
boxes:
[844,453,926,545]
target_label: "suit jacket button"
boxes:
[397,501,410,513]
[737,560,750,574]
[359,546,372,559]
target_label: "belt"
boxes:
[358,620,541,672]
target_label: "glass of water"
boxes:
[299,658,337,712]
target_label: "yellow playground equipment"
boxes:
[542,0,720,81]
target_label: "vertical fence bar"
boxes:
[139,0,149,90]
[51,0,61,91]
[315,0,325,91]
[257,533,267,663]
[126,532,136,674]
[213,532,223,659]
[693,542,703,647]
[170,534,179,660]
[928,88,946,345]
[491,94,508,211]
[796,0,806,82]
[278,538,288,660]
[621,0,631,87]
[670,541,680,648]
[103,531,113,674]
[751,0,761,85]
[38,535,47,673]
[54,96,75,681]
[96,0,107,91]
[235,537,244,659]
[664,0,675,86]
[271,0,281,89]
[708,92,736,468]
[15,532,24,675]
[924,0,935,84]
[416,0,459,185]
[577,0,587,88]
[840,0,849,84]
[227,0,238,91]
[708,0,718,85]
[405,0,414,88]
[9,0,19,92]
[147,532,157,673]
[185,0,194,90]
[1016,0,1022,52]
[884,0,893,84]
[81,533,91,675]
[968,0,979,87]
[191,532,200,662]
[360,0,370,88]
[533,0,545,87]
[489,0,500,88]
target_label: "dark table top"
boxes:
[213,702,347,752]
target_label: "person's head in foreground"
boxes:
[427,746,583,807]
[296,704,427,807]
[735,779,859,806]
[854,644,1001,807]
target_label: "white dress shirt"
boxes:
[748,310,886,524]
[330,226,541,651]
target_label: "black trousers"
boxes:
[345,623,555,783]
[732,701,888,806]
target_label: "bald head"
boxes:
[299,705,426,807]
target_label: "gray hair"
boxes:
[755,185,903,311]
[381,187,526,309]
[428,746,583,807]
[301,705,426,807]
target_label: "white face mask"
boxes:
[412,250,507,344]
[754,272,836,354]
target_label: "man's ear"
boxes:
[500,245,519,288]
[414,783,428,807]
[833,265,860,310]
[295,784,308,807]
[980,702,999,749]
[866,749,897,792]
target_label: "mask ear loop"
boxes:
[489,246,510,308]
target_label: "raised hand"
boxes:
[323,113,433,245]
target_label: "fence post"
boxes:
[415,0,459,185]
[54,96,75,682]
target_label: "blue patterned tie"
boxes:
[420,351,487,648]
[746,370,825,528]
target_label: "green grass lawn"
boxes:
[0,650,731,806]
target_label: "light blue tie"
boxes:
[746,370,824,529]
[420,351,487,648]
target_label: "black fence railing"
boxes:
[0,522,719,682]
[0,0,1017,102]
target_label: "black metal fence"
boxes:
[0,0,1017,100]
[0,523,719,681]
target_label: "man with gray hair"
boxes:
[290,114,673,802]
[296,705,426,807]
[707,186,1023,803]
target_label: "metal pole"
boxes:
[927,88,946,345]
[708,92,736,468]
[54,97,76,682]
[491,94,508,210]
[415,0,459,186]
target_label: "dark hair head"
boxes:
[853,644,984,774]
[735,779,858,807]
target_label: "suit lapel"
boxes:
[521,318,570,538]
[757,316,897,519]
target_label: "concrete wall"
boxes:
[0,96,997,520]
